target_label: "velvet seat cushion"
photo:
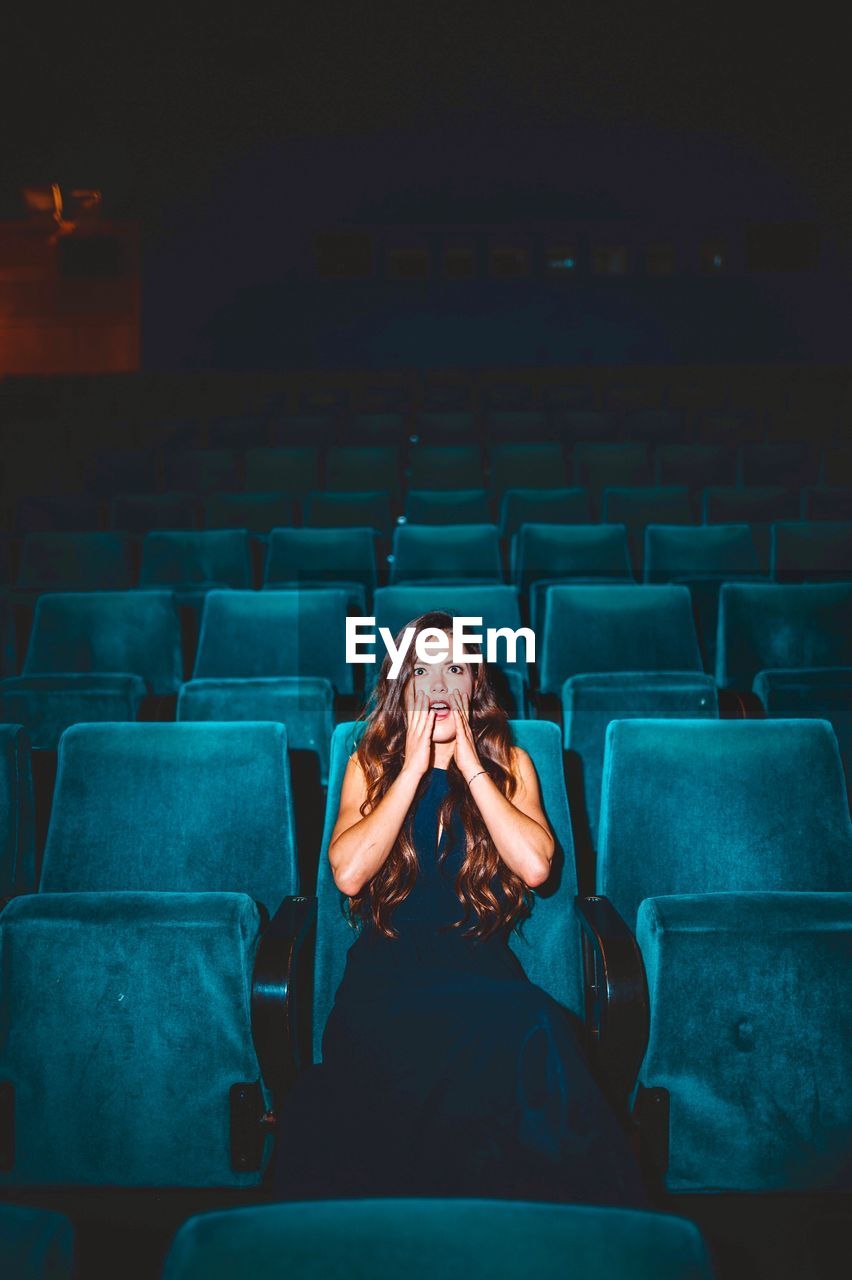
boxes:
[0,673,147,749]
[771,520,852,583]
[389,523,502,585]
[0,1204,74,1280]
[498,487,591,541]
[512,523,633,597]
[715,582,852,690]
[17,532,136,591]
[163,1199,713,1280]
[263,527,378,599]
[0,891,269,1188]
[0,723,35,896]
[312,720,582,1064]
[139,530,252,590]
[636,891,852,1191]
[40,721,298,911]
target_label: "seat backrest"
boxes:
[644,523,760,583]
[193,588,354,692]
[41,721,297,909]
[499,488,591,540]
[702,485,800,524]
[372,584,529,680]
[771,520,852,583]
[244,447,320,495]
[111,493,199,532]
[802,487,852,522]
[0,1203,74,1279]
[204,493,296,534]
[404,489,491,525]
[22,591,183,694]
[601,486,694,527]
[539,584,702,695]
[325,446,401,494]
[304,492,393,538]
[389,523,502,584]
[0,724,35,897]
[0,891,269,1187]
[489,443,568,495]
[513,524,632,596]
[264,528,377,597]
[407,445,483,490]
[654,443,735,489]
[597,718,852,928]
[715,582,852,689]
[162,1199,713,1280]
[18,533,135,591]
[572,442,651,492]
[312,720,582,1063]
[140,530,252,589]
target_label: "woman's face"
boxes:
[407,644,475,743]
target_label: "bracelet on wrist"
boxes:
[467,769,487,786]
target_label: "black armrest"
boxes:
[251,894,317,1104]
[574,894,649,1108]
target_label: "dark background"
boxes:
[4,5,849,370]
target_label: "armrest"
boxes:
[574,894,649,1108]
[251,894,317,1104]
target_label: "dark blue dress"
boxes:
[273,765,647,1206]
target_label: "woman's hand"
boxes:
[450,688,481,781]
[401,682,436,779]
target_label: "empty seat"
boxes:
[371,584,531,715]
[269,414,335,447]
[771,520,852,583]
[15,494,103,534]
[325,446,401,498]
[553,411,617,444]
[163,1200,713,1280]
[388,524,502,585]
[823,446,852,487]
[304,491,394,540]
[111,492,198,532]
[16,532,135,596]
[412,410,477,443]
[406,445,483,491]
[602,487,694,574]
[484,408,552,440]
[87,450,159,498]
[244,448,320,497]
[40,721,296,906]
[753,667,852,790]
[538,585,702,697]
[139,530,252,603]
[622,410,686,444]
[178,676,334,786]
[644,523,764,671]
[163,449,242,493]
[572,444,651,516]
[654,443,736,491]
[193,589,354,694]
[0,1203,74,1280]
[499,488,591,541]
[403,489,491,525]
[716,582,852,689]
[489,443,568,498]
[702,486,801,570]
[511,525,633,633]
[739,441,819,488]
[347,411,407,445]
[0,723,35,896]
[802,486,852,521]
[0,672,147,750]
[203,492,297,534]
[264,528,377,612]
[594,718,852,1191]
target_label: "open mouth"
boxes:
[430,701,450,719]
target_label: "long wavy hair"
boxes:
[345,611,532,941]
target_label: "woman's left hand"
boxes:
[450,688,481,780]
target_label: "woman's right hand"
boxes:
[402,682,436,778]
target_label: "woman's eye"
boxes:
[413,668,425,676]
[449,665,462,674]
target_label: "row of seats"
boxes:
[7,438,852,508]
[1,715,849,1204]
[2,517,850,598]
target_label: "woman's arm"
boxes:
[451,690,554,889]
[328,687,436,896]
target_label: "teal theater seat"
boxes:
[203,492,297,534]
[164,449,242,494]
[554,410,617,444]
[601,488,694,575]
[111,492,199,532]
[654,443,736,491]
[388,523,502,585]
[178,676,334,786]
[17,532,136,592]
[739,440,819,488]
[716,582,852,690]
[823,446,852,487]
[403,488,491,526]
[347,411,407,445]
[513,524,634,635]
[371,584,531,716]
[194,589,355,694]
[0,722,35,896]
[538,584,702,698]
[572,443,651,517]
[485,408,553,439]
[702,486,800,570]
[0,1203,74,1280]
[644,523,764,672]
[139,530,252,599]
[488,443,568,500]
[311,720,582,1067]
[163,1199,713,1280]
[771,519,852,583]
[622,410,686,444]
[304,491,393,540]
[412,410,477,443]
[263,527,378,613]
[244,447,320,498]
[325,446,401,499]
[586,718,852,1192]
[406,444,483,491]
[15,494,102,534]
[753,667,852,794]
[0,672,147,749]
[498,488,591,541]
[802,486,852,521]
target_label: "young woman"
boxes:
[273,612,647,1205]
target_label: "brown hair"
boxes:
[346,611,531,940]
